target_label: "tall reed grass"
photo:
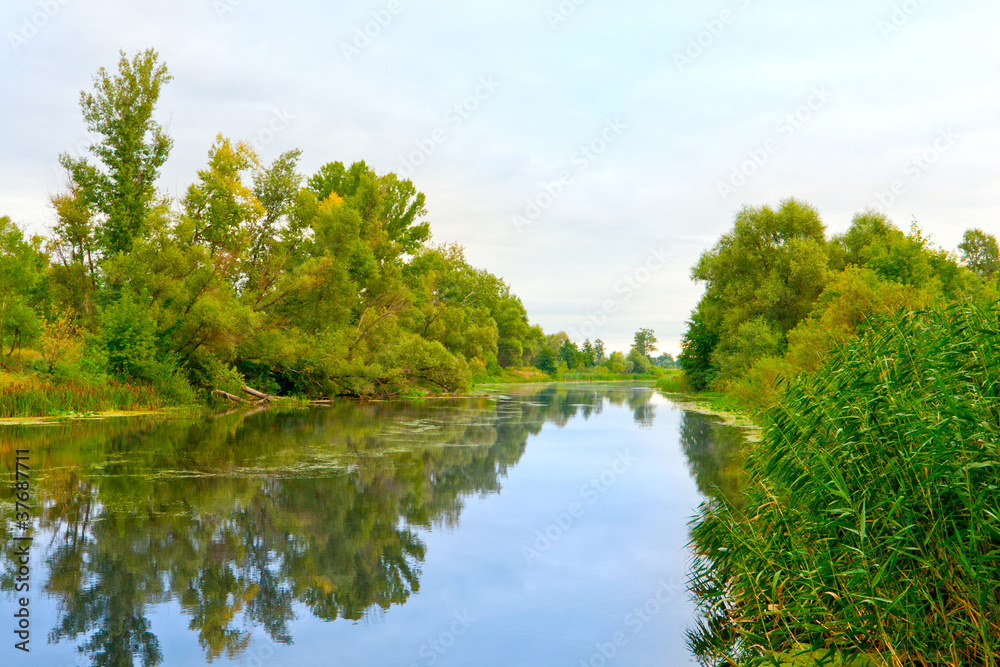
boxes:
[0,378,160,417]
[688,302,1000,666]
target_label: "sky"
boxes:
[2,0,999,355]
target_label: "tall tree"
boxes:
[958,228,999,280]
[60,49,173,256]
[631,328,657,358]
[684,199,829,386]
[693,198,829,336]
[594,339,606,364]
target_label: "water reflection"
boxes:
[677,411,747,508]
[2,384,666,666]
[677,412,751,666]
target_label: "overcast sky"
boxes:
[2,0,999,354]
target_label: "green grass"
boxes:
[688,302,1000,666]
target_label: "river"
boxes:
[1,383,745,666]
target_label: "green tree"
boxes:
[594,339,606,364]
[654,353,677,369]
[49,183,98,320]
[631,328,657,358]
[627,347,652,374]
[684,199,829,387]
[607,351,627,374]
[679,306,720,391]
[693,199,829,337]
[182,135,264,255]
[958,228,999,280]
[831,212,974,299]
[558,340,580,369]
[100,289,158,381]
[307,161,429,258]
[60,49,173,256]
[0,217,46,364]
[535,346,556,373]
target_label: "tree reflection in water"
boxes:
[0,384,655,666]
[676,411,751,666]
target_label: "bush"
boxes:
[101,290,158,381]
[689,302,1000,665]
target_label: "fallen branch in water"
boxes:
[241,385,276,402]
[213,389,245,403]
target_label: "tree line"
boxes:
[0,49,665,408]
[678,197,998,410]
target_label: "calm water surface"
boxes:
[1,383,745,666]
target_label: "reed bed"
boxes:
[0,378,160,417]
[688,301,1000,666]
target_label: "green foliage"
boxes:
[59,49,173,256]
[654,369,691,393]
[689,301,1000,664]
[100,290,157,380]
[606,351,628,374]
[0,216,46,365]
[679,306,720,391]
[626,347,652,374]
[4,52,549,414]
[653,353,677,369]
[593,338,606,364]
[682,200,993,399]
[958,228,999,280]
[631,327,657,357]
[693,198,829,337]
[558,339,580,368]
[535,346,556,373]
[711,316,784,384]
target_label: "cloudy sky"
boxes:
[2,0,999,354]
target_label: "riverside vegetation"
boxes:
[0,49,670,418]
[675,200,1000,665]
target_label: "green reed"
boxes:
[0,378,161,417]
[688,301,1000,666]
